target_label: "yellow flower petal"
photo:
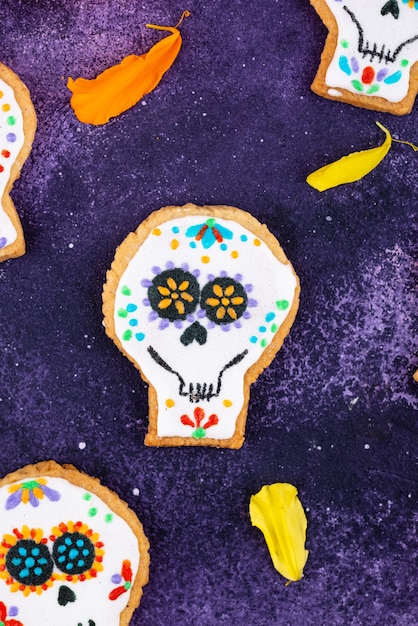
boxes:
[225,285,235,297]
[157,286,171,296]
[178,280,189,291]
[249,483,308,583]
[306,122,392,192]
[158,298,172,309]
[206,298,220,307]
[167,277,177,291]
[213,284,223,297]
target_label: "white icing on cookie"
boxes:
[322,0,418,103]
[0,78,25,250]
[110,210,299,443]
[0,475,141,626]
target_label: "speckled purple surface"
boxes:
[0,1,417,624]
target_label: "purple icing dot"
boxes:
[197,309,206,319]
[243,311,251,320]
[186,314,194,322]
[350,57,359,73]
[142,298,150,306]
[220,270,227,277]
[148,311,159,322]
[221,324,231,332]
[111,574,122,584]
[234,273,243,282]
[245,283,253,292]
[248,298,258,308]
[166,260,175,269]
[234,321,242,328]
[207,321,216,330]
[159,319,169,330]
[6,132,16,142]
[181,262,189,271]
[9,606,18,617]
[377,68,389,82]
[174,320,183,329]
[151,266,161,275]
[0,237,7,249]
[141,279,152,287]
[192,268,200,277]
[207,273,215,281]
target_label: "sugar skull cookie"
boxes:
[310,0,418,114]
[0,63,36,261]
[103,204,300,448]
[0,461,149,626]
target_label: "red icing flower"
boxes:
[109,560,132,601]
[181,407,219,438]
[0,601,24,626]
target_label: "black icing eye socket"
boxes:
[6,538,54,586]
[52,531,95,575]
[200,277,248,325]
[381,0,400,19]
[148,268,200,321]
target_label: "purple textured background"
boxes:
[0,1,417,624]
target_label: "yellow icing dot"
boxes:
[231,250,239,259]
[171,239,179,250]
[152,228,162,236]
[2,103,10,112]
[254,239,261,246]
[166,399,175,408]
[223,399,233,407]
[0,91,3,99]
[201,255,210,264]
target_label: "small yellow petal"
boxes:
[157,286,171,296]
[224,285,235,297]
[249,483,308,583]
[306,122,392,192]
[206,298,220,307]
[167,277,177,291]
[213,284,223,297]
[216,306,226,319]
[227,307,237,320]
[175,300,185,315]
[158,298,172,309]
[178,280,189,291]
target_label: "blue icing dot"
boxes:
[259,326,267,333]
[172,226,180,233]
[189,241,197,249]
[126,303,138,312]
[240,234,248,242]
[220,243,227,251]
[135,332,145,341]
[249,336,258,344]
[129,319,138,327]
[265,312,275,322]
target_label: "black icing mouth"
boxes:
[343,5,418,63]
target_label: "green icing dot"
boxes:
[270,323,278,333]
[7,115,16,125]
[121,285,132,296]
[124,581,132,590]
[88,507,98,517]
[260,338,268,348]
[83,493,92,501]
[123,329,133,341]
[367,85,380,94]
[117,308,128,318]
[340,39,349,49]
[192,427,206,439]
[206,218,216,227]
[401,59,409,67]
[276,300,289,311]
[351,80,363,92]
[105,513,114,523]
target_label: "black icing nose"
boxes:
[381,0,400,19]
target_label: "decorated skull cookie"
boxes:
[0,63,36,261]
[310,0,418,114]
[103,204,300,448]
[0,461,149,626]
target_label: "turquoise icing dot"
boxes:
[265,312,275,322]
[190,241,197,249]
[129,319,138,327]
[240,234,248,242]
[249,336,258,344]
[259,326,267,333]
[126,303,138,312]
[339,55,351,76]
[172,226,180,233]
[220,243,227,251]
[135,332,145,341]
